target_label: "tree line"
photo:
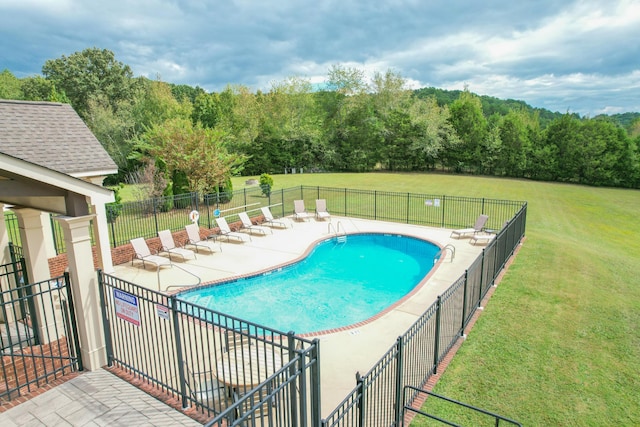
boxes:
[1,47,639,195]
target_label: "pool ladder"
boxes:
[328,221,347,243]
[435,244,456,264]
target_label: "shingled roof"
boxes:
[0,99,117,177]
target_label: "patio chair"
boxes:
[238,212,272,236]
[469,220,509,245]
[184,223,222,254]
[293,200,312,221]
[184,363,227,408]
[215,217,251,243]
[450,214,489,239]
[158,229,197,261]
[260,206,290,229]
[315,199,331,221]
[130,237,172,269]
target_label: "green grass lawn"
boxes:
[234,172,640,426]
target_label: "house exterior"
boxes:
[0,99,118,370]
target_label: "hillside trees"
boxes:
[42,47,136,119]
[246,77,325,175]
[3,50,640,189]
[446,89,488,172]
[496,109,538,177]
[0,69,22,99]
[135,117,246,194]
[537,114,639,186]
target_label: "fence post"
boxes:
[8,244,28,321]
[374,191,377,220]
[406,193,410,224]
[287,331,299,426]
[394,335,404,426]
[461,270,469,335]
[153,197,159,235]
[96,269,113,366]
[344,188,347,217]
[478,250,485,306]
[441,195,446,228]
[311,338,322,427]
[63,271,84,371]
[433,296,442,374]
[169,294,188,410]
[109,219,116,249]
[205,192,212,229]
[356,372,366,427]
[280,189,285,217]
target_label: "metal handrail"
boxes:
[434,244,456,263]
[327,221,345,236]
[402,385,522,426]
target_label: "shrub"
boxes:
[259,173,274,197]
[106,184,123,223]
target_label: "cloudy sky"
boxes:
[1,0,639,116]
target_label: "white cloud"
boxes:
[1,0,639,115]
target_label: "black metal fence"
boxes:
[102,186,524,249]
[0,257,82,403]
[3,186,525,423]
[4,211,20,248]
[4,186,524,255]
[321,206,526,426]
[98,272,321,426]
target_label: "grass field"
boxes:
[230,172,640,426]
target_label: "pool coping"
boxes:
[171,231,447,337]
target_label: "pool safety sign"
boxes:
[424,198,441,207]
[113,289,141,326]
[156,304,170,320]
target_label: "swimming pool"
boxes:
[178,233,440,334]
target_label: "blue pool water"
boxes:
[178,233,439,334]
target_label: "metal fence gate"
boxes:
[0,247,82,403]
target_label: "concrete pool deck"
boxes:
[110,216,486,416]
[1,216,489,425]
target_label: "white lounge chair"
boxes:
[315,199,331,221]
[184,223,222,254]
[469,220,509,245]
[158,229,197,261]
[293,200,312,221]
[215,217,251,242]
[450,214,489,239]
[130,237,172,269]
[260,206,290,228]
[238,212,272,236]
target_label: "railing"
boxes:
[3,185,526,423]
[435,244,456,263]
[327,221,345,236]
[4,186,525,254]
[401,386,522,426]
[0,266,82,403]
[321,206,526,426]
[98,272,321,425]
[98,186,524,249]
